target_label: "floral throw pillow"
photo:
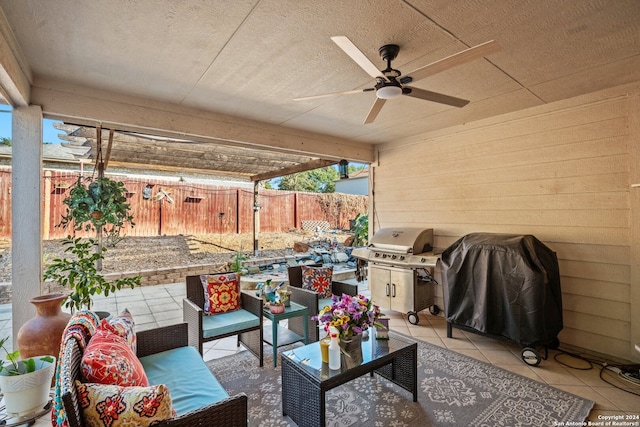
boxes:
[200,273,241,315]
[108,308,136,353]
[76,381,174,427]
[301,266,333,298]
[81,319,149,387]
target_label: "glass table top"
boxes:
[282,330,416,380]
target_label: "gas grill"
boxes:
[352,227,439,324]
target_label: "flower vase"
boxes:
[17,293,71,361]
[339,334,363,369]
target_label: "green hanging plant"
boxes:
[59,175,134,239]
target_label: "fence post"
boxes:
[43,170,51,240]
[236,189,240,234]
[293,192,298,230]
[253,182,259,255]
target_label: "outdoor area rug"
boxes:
[207,337,594,426]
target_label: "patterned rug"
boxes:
[207,337,594,426]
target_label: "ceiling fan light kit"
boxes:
[376,85,402,99]
[295,37,500,124]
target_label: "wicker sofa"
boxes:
[58,321,248,427]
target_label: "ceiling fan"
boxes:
[294,36,500,124]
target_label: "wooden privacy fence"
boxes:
[0,169,368,240]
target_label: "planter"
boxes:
[339,333,363,369]
[269,304,285,314]
[0,356,56,416]
[17,293,71,363]
[278,290,291,307]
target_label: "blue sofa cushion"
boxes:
[202,308,260,338]
[139,346,228,416]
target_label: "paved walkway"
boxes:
[1,280,368,361]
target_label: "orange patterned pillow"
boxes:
[201,273,241,315]
[301,266,333,298]
[76,381,174,427]
[81,319,149,387]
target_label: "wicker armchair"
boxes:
[184,274,264,366]
[287,265,358,342]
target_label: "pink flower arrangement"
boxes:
[314,294,381,339]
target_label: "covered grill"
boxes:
[352,227,439,324]
[440,233,563,366]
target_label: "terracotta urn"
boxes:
[17,293,71,361]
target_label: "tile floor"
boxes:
[5,281,640,425]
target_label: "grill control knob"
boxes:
[374,253,380,258]
[400,256,405,261]
[420,258,426,263]
[391,255,397,259]
[382,254,387,258]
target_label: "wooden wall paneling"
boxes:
[371,84,638,361]
[629,87,640,360]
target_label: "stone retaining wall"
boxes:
[0,263,228,304]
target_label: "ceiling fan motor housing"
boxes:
[379,44,400,62]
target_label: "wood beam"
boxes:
[0,11,31,107]
[31,80,375,163]
[250,159,337,182]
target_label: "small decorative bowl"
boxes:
[269,304,285,314]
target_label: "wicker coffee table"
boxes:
[281,330,417,427]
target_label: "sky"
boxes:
[0,105,64,143]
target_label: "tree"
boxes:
[278,167,339,193]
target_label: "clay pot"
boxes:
[17,293,71,361]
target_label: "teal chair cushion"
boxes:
[318,297,334,312]
[140,346,228,416]
[202,308,261,339]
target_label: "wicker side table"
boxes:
[262,301,308,367]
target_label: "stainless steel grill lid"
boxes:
[368,227,433,254]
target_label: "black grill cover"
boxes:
[440,233,563,347]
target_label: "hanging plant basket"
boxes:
[58,175,134,236]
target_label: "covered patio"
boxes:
[0,0,639,393]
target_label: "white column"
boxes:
[11,105,43,346]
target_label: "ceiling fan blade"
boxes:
[405,40,500,83]
[364,98,386,124]
[331,36,382,79]
[404,87,469,108]
[294,88,374,101]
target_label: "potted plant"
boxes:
[0,337,55,417]
[43,236,141,312]
[229,251,248,274]
[44,174,141,314]
[59,175,134,240]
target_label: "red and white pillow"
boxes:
[108,308,137,353]
[301,266,333,298]
[81,317,149,387]
[201,273,241,315]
